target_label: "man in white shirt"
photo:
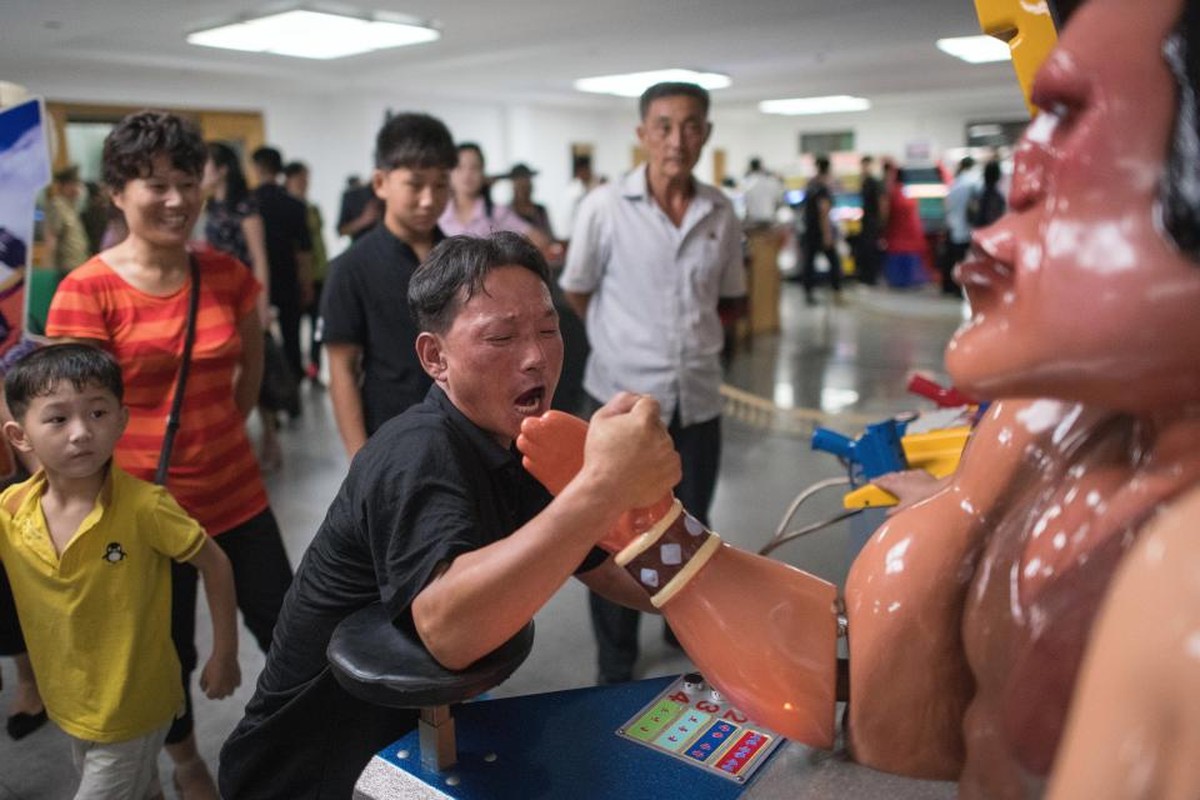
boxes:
[561,82,747,684]
[941,156,977,296]
[742,157,784,226]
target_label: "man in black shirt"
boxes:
[219,232,680,799]
[320,113,456,457]
[252,146,313,396]
[319,221,440,438]
[801,154,844,305]
[855,155,883,286]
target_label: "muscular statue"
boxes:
[846,0,1200,797]
[513,1,1196,796]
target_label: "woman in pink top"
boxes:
[439,143,552,251]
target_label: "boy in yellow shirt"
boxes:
[0,344,239,799]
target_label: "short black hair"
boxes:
[5,344,123,421]
[409,232,551,334]
[375,112,457,172]
[101,111,206,192]
[815,155,831,174]
[639,82,710,120]
[251,147,284,175]
[284,160,308,179]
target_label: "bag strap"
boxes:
[155,255,201,486]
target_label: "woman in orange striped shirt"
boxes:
[46,111,293,800]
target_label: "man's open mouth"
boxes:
[514,386,545,414]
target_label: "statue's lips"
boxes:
[955,253,1012,293]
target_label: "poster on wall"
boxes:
[0,96,51,479]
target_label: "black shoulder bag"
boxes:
[154,255,201,486]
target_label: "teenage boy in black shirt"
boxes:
[320,113,457,458]
[220,233,680,799]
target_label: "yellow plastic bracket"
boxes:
[974,0,1060,115]
[842,426,973,509]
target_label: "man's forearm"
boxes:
[412,472,625,670]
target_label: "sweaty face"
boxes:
[110,154,202,249]
[947,0,1200,411]
[435,266,563,447]
[374,166,450,241]
[637,95,711,184]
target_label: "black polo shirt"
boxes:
[253,183,312,307]
[220,387,607,798]
[319,223,441,435]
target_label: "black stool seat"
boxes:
[327,602,534,709]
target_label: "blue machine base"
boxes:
[374,677,763,799]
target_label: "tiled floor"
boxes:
[0,281,965,799]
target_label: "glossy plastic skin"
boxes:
[846,0,1200,796]
[1046,487,1200,800]
[518,411,839,747]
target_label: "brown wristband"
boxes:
[623,510,715,595]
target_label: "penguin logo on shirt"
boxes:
[102,543,127,564]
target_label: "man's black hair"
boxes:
[639,82,711,120]
[374,113,457,172]
[101,111,206,191]
[252,147,284,176]
[409,232,552,334]
[815,155,832,174]
[284,161,308,179]
[5,344,123,420]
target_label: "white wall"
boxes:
[4,64,1027,251]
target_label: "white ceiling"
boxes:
[0,0,1027,114]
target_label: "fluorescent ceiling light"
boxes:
[936,35,1012,64]
[758,95,871,116]
[574,69,731,98]
[187,10,439,60]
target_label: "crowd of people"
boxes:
[3,85,1011,800]
[717,150,1010,300]
[0,0,1193,793]
[0,81,743,799]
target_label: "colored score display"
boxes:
[618,673,783,784]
